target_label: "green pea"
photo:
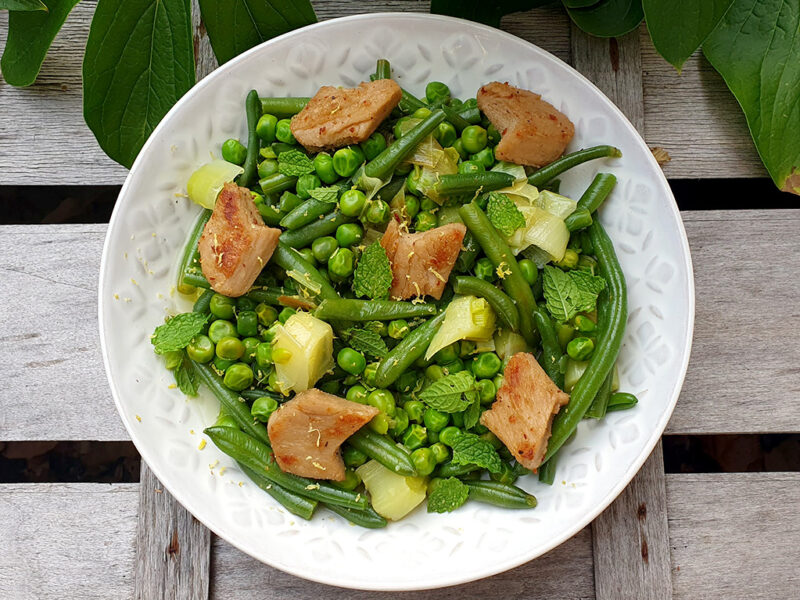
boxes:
[278,307,296,324]
[257,159,279,179]
[367,389,396,417]
[255,342,273,370]
[555,248,580,269]
[213,356,235,373]
[236,310,259,338]
[240,337,260,364]
[362,361,380,387]
[360,132,387,161]
[439,426,463,448]
[458,160,485,175]
[251,396,279,422]
[518,259,538,285]
[425,81,450,104]
[335,223,363,248]
[411,447,436,476]
[414,211,437,232]
[275,119,296,144]
[405,169,423,196]
[433,121,458,147]
[216,336,245,361]
[448,97,464,108]
[332,146,364,177]
[573,314,597,333]
[343,445,368,468]
[487,122,500,144]
[419,196,436,212]
[255,304,278,327]
[470,147,494,169]
[404,400,425,423]
[427,430,440,445]
[337,347,367,376]
[271,346,292,364]
[425,364,446,382]
[339,189,367,217]
[404,194,420,220]
[461,125,488,154]
[187,334,214,363]
[332,468,362,491]
[430,442,450,464]
[442,358,465,374]
[262,322,280,343]
[402,424,428,450]
[433,343,459,365]
[209,294,236,320]
[391,407,410,438]
[492,373,504,392]
[208,320,236,344]
[319,380,341,395]
[474,257,496,281]
[412,107,432,119]
[567,336,595,361]
[365,199,390,226]
[387,319,410,340]
[368,413,391,435]
[223,362,253,391]
[423,407,450,432]
[221,138,247,165]
[313,152,339,184]
[393,370,418,394]
[297,247,317,266]
[452,138,468,160]
[296,173,322,200]
[309,236,337,263]
[256,113,278,143]
[471,352,502,379]
[476,379,496,404]
[328,247,355,280]
[346,384,369,404]
[556,322,576,351]
[393,116,415,140]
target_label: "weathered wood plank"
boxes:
[210,527,594,599]
[0,482,138,599]
[666,472,800,599]
[134,463,210,600]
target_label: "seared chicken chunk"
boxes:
[291,80,402,152]
[380,217,466,300]
[477,82,574,167]
[480,352,570,471]
[198,183,280,297]
[268,389,379,481]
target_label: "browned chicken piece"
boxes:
[477,81,574,167]
[198,183,280,297]
[480,352,570,471]
[380,217,466,300]
[290,80,402,152]
[268,389,379,481]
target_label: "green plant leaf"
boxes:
[151,312,210,354]
[703,0,800,195]
[642,0,733,71]
[419,371,476,413]
[343,328,388,359]
[0,0,48,10]
[198,0,316,65]
[450,432,503,473]
[427,477,469,513]
[430,0,553,28]
[567,0,645,38]
[83,0,196,168]
[0,0,79,87]
[563,0,601,7]
[352,242,393,300]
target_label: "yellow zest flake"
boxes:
[412,281,422,296]
[209,460,219,469]
[157,293,164,299]
[355,493,361,503]
[123,297,132,303]
[407,251,415,259]
[190,429,195,434]
[312,462,327,471]
[151,232,157,237]
[131,278,138,286]
[219,466,227,476]
[124,252,128,259]
[238,481,244,487]
[496,262,512,279]
[114,294,120,300]
[135,415,142,422]
[428,266,446,283]
[305,483,321,491]
[155,488,163,494]
[308,424,322,447]
[168,384,177,390]
[198,439,207,450]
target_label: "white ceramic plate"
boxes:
[99,13,694,591]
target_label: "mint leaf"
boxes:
[570,269,606,313]
[450,432,503,474]
[173,354,199,396]
[542,265,579,323]
[278,149,314,176]
[567,0,645,38]
[151,313,209,355]
[427,477,469,513]
[419,371,476,413]
[486,192,526,236]
[463,391,481,430]
[343,328,388,359]
[0,1,48,9]
[308,187,339,203]
[352,242,393,300]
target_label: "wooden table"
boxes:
[2,3,798,598]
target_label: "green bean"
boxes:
[453,276,520,331]
[607,392,638,412]
[314,299,436,322]
[193,288,215,314]
[240,464,317,520]
[324,502,387,529]
[585,370,614,419]
[375,176,406,203]
[272,242,340,301]
[258,173,298,196]
[565,173,617,234]
[259,96,310,118]
[245,288,284,306]
[374,58,391,80]
[204,426,368,509]
[279,210,354,249]
[365,110,446,180]
[237,90,261,189]
[398,88,427,114]
[534,306,565,390]
[465,480,537,509]
[527,145,622,188]
[435,172,515,196]
[537,454,558,486]
[279,197,336,230]
[544,220,626,462]
[564,207,593,232]
[374,312,446,388]
[177,210,211,293]
[347,429,417,476]
[437,460,479,478]
[441,104,471,132]
[192,361,271,445]
[239,388,283,403]
[459,202,539,346]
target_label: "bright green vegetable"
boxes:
[312,152,338,184]
[436,171,515,196]
[315,299,436,322]
[402,424,428,450]
[324,502,387,529]
[534,306,565,390]
[240,465,317,520]
[348,428,417,476]
[256,113,278,143]
[470,352,502,379]
[216,337,244,361]
[360,132,387,161]
[207,320,235,344]
[333,146,364,177]
[375,312,445,388]
[209,294,235,320]
[471,147,495,169]
[328,247,355,280]
[567,336,595,361]
[465,480,537,509]
[585,370,614,419]
[258,172,298,196]
[251,396,279,422]
[237,90,262,188]
[275,118,296,144]
[425,296,496,360]
[564,172,617,232]
[365,110,446,180]
[236,311,258,338]
[527,145,622,188]
[279,210,353,249]
[339,189,367,217]
[222,138,247,165]
[414,211,438,231]
[187,334,214,364]
[335,223,364,248]
[607,391,639,412]
[296,173,322,199]
[460,125,488,154]
[337,347,367,376]
[259,97,310,118]
[176,210,211,292]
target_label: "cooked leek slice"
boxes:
[494,329,529,360]
[535,190,577,219]
[186,160,244,209]
[425,295,496,360]
[272,312,333,394]
[507,205,570,261]
[490,161,527,183]
[356,460,427,521]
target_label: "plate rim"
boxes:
[98,11,695,591]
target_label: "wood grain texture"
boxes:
[134,462,210,600]
[0,483,138,599]
[210,527,594,599]
[666,472,800,599]
[191,0,219,81]
[592,443,671,600]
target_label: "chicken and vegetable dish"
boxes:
[151,58,637,528]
